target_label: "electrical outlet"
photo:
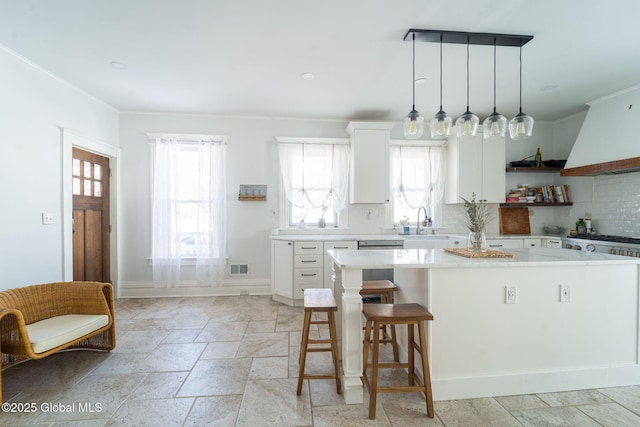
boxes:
[505,286,517,304]
[560,285,571,302]
[42,213,54,225]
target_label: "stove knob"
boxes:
[564,244,573,249]
[586,244,596,252]
[574,245,582,251]
[608,248,616,255]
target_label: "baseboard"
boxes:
[117,279,271,298]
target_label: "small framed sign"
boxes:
[239,184,267,201]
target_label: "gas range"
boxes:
[562,235,640,257]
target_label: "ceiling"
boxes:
[2,0,640,123]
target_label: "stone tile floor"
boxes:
[2,295,639,426]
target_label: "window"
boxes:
[150,134,227,288]
[278,139,349,227]
[390,144,445,226]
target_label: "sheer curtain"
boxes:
[151,136,227,288]
[278,142,350,215]
[392,145,444,211]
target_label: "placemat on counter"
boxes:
[444,248,514,258]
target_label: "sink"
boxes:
[402,235,466,249]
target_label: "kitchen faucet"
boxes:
[416,206,427,235]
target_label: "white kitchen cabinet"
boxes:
[293,242,323,299]
[523,238,542,248]
[487,239,524,249]
[272,239,357,305]
[271,240,294,304]
[346,121,395,203]
[543,237,563,248]
[445,131,506,204]
[323,241,357,292]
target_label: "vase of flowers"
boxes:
[461,193,492,252]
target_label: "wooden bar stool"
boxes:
[360,280,399,362]
[362,303,434,420]
[296,288,342,396]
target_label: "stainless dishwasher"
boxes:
[357,239,404,283]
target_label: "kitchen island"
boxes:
[327,247,640,404]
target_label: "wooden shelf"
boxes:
[506,167,563,173]
[500,202,573,207]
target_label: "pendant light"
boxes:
[430,34,452,139]
[482,39,507,137]
[508,42,534,139]
[403,32,424,139]
[455,37,479,137]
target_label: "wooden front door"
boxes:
[72,147,110,282]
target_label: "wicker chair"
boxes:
[0,281,116,403]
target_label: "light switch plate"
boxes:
[42,213,54,225]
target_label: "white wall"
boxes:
[0,46,119,290]
[118,113,351,287]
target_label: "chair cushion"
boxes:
[26,314,110,354]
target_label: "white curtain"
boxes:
[392,145,444,210]
[151,136,227,288]
[278,143,350,214]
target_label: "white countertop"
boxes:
[270,233,557,241]
[327,248,640,269]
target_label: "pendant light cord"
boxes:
[518,42,523,114]
[439,35,443,110]
[465,37,470,111]
[412,32,416,109]
[493,39,497,113]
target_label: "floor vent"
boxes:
[230,263,249,276]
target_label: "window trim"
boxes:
[387,139,446,228]
[147,132,228,261]
[276,137,350,229]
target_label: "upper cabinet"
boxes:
[445,132,506,203]
[346,121,395,204]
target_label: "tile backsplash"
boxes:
[567,172,640,237]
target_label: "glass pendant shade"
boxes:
[456,109,479,137]
[483,40,507,137]
[430,109,452,139]
[508,111,534,139]
[483,110,507,137]
[404,109,425,139]
[456,38,478,137]
[403,32,424,139]
[510,43,534,139]
[430,36,451,139]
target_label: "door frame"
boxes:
[61,129,119,292]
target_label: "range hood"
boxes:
[561,86,640,176]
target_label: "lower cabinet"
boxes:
[523,238,542,248]
[271,239,356,306]
[487,239,524,249]
[271,240,294,304]
[323,241,357,292]
[543,238,563,248]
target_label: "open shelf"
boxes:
[506,167,563,173]
[500,202,573,207]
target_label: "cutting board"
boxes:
[499,207,531,235]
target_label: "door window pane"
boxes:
[84,179,92,196]
[73,178,81,195]
[94,181,102,197]
[73,159,81,176]
[94,164,102,180]
[84,161,92,178]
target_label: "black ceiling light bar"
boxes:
[403,29,533,47]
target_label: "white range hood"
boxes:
[561,85,640,176]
